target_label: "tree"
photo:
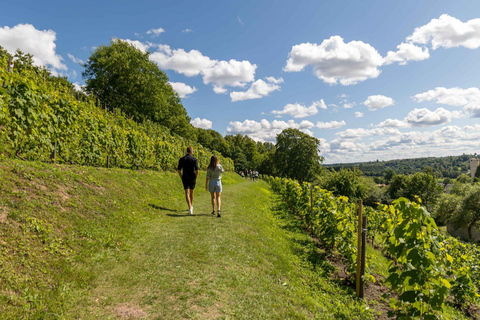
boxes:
[83,39,194,139]
[461,186,480,240]
[320,168,368,201]
[388,172,442,211]
[274,128,323,182]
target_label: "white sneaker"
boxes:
[189,208,193,215]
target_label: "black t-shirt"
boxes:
[177,154,199,181]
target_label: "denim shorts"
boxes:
[209,179,222,193]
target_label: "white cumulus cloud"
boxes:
[271,99,323,118]
[355,112,364,117]
[226,119,314,142]
[377,107,463,128]
[383,42,430,65]
[414,87,480,117]
[190,117,212,129]
[284,35,383,85]
[363,95,395,111]
[203,59,257,88]
[169,82,197,98]
[150,44,215,77]
[0,23,67,71]
[122,39,152,53]
[316,120,346,129]
[407,14,480,50]
[230,77,283,102]
[150,44,258,93]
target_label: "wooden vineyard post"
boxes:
[356,199,363,298]
[360,216,367,299]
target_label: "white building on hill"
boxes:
[470,158,479,178]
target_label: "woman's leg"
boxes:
[215,192,221,211]
[210,192,215,212]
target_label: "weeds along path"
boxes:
[75,172,373,320]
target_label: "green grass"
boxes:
[0,158,471,319]
[0,158,376,319]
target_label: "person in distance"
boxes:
[177,146,199,215]
[205,155,224,218]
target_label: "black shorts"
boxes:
[182,179,196,190]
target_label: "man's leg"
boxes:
[189,189,194,208]
[185,188,192,210]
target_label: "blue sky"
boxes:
[1,0,480,163]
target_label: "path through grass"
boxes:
[74,173,372,319]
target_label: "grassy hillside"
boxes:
[1,158,380,319]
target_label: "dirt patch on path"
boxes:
[113,304,147,318]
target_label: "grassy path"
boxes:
[75,173,371,319]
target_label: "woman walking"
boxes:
[205,156,224,218]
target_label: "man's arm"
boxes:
[177,170,183,179]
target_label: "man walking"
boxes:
[177,146,199,215]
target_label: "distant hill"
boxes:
[324,154,478,178]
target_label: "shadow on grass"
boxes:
[269,196,336,275]
[166,213,213,217]
[149,204,178,212]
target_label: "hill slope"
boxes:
[1,159,378,319]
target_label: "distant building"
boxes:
[470,158,479,178]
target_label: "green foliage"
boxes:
[268,174,479,317]
[460,186,480,240]
[387,172,442,212]
[319,168,368,201]
[381,199,451,318]
[0,47,233,172]
[274,128,323,182]
[82,39,195,139]
[266,176,369,279]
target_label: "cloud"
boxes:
[213,86,228,94]
[383,42,430,65]
[168,82,197,98]
[407,14,480,50]
[336,127,402,140]
[202,59,257,88]
[190,117,212,129]
[363,95,395,110]
[226,119,314,142]
[312,99,328,110]
[316,120,346,129]
[355,112,363,118]
[271,99,325,118]
[377,107,464,128]
[0,23,67,70]
[237,17,245,26]
[150,44,216,77]
[413,87,480,117]
[122,39,152,53]
[323,123,480,163]
[404,107,462,126]
[284,35,383,85]
[150,44,258,91]
[67,53,84,65]
[343,102,355,109]
[230,77,283,102]
[377,118,410,128]
[182,29,193,33]
[147,28,165,37]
